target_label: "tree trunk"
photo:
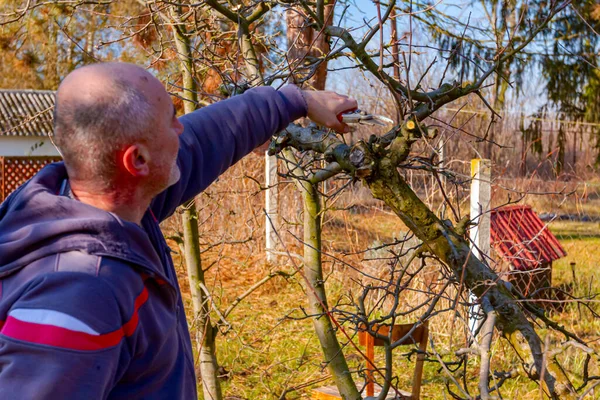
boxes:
[286,5,360,398]
[170,14,223,400]
[293,165,360,400]
[182,206,222,400]
[364,155,570,398]
[286,2,334,89]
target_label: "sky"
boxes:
[324,0,548,114]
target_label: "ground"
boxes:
[169,204,600,399]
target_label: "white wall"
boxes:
[0,136,61,157]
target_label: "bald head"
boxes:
[57,63,162,111]
[53,62,165,190]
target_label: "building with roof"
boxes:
[490,205,567,298]
[0,89,59,157]
[0,89,61,201]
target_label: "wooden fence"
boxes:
[0,156,61,202]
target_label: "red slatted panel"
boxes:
[495,209,539,269]
[490,205,567,271]
[0,156,61,202]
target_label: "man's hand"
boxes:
[253,87,358,155]
[302,90,358,133]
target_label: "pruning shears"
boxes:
[338,109,394,127]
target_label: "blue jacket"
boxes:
[0,86,306,399]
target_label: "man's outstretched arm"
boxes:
[150,85,356,222]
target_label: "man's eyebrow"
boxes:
[172,103,176,118]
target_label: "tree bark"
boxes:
[286,2,334,89]
[182,207,222,400]
[285,6,360,398]
[171,13,223,400]
[364,157,569,398]
[286,150,360,400]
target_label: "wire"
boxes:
[442,108,600,128]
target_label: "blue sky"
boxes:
[325,1,546,113]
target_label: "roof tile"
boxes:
[0,89,55,137]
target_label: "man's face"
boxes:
[146,81,184,194]
[162,101,183,188]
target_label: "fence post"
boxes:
[437,137,446,218]
[469,158,491,334]
[470,159,491,259]
[265,152,279,263]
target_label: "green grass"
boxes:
[547,222,600,344]
[182,217,600,399]
[549,221,600,285]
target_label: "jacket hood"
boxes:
[0,162,164,278]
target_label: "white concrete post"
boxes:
[469,158,491,334]
[470,159,491,259]
[438,138,445,186]
[265,152,279,263]
[437,138,446,219]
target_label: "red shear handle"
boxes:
[337,108,358,122]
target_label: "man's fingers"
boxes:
[339,98,358,114]
[329,120,349,133]
[335,99,358,116]
[302,89,359,133]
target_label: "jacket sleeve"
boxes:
[150,84,307,222]
[0,273,131,400]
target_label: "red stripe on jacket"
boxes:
[0,287,149,351]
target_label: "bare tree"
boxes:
[267,1,591,399]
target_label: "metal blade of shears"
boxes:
[338,109,394,127]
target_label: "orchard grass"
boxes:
[168,214,599,399]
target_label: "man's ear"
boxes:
[122,144,150,177]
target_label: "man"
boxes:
[0,62,357,399]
